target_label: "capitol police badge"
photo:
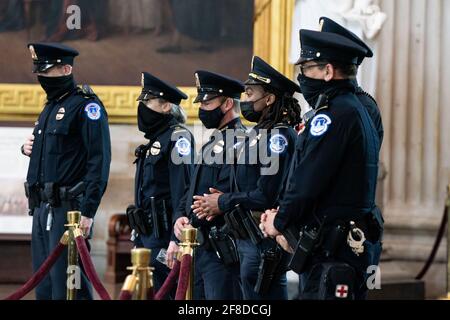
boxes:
[310,114,332,136]
[269,134,288,154]
[175,137,191,156]
[85,103,101,120]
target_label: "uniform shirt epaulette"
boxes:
[171,123,190,135]
[355,86,378,106]
[273,123,289,129]
[78,84,97,99]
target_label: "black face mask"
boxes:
[297,74,328,108]
[298,74,355,108]
[137,102,173,139]
[198,101,225,129]
[37,74,76,101]
[240,94,268,123]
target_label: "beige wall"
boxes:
[375,0,450,297]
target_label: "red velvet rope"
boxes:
[416,206,448,280]
[154,260,181,300]
[146,287,154,300]
[118,290,133,301]
[175,255,192,300]
[74,235,111,300]
[4,242,65,300]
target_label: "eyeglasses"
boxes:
[298,63,327,75]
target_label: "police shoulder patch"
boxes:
[175,137,191,156]
[310,114,332,136]
[84,103,102,120]
[269,134,288,154]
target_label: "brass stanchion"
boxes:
[126,248,154,300]
[65,211,81,300]
[178,227,199,300]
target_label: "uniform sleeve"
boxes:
[218,130,294,212]
[274,111,355,232]
[169,131,195,241]
[79,100,112,218]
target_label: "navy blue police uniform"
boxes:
[127,72,194,295]
[173,70,245,300]
[275,30,382,300]
[217,56,300,299]
[24,43,111,300]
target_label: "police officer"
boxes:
[127,72,194,295]
[173,70,245,300]
[319,16,384,145]
[261,29,382,300]
[21,43,111,300]
[193,56,302,299]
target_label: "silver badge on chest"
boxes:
[55,107,65,121]
[150,141,161,156]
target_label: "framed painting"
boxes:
[0,0,294,124]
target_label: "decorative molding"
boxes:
[0,84,199,124]
[0,1,295,124]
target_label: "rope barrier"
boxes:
[3,233,68,300]
[416,206,448,280]
[175,254,192,300]
[74,232,111,300]
[154,260,180,300]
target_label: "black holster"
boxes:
[225,205,264,245]
[288,226,321,274]
[24,182,40,215]
[321,222,348,258]
[126,205,152,236]
[208,226,239,266]
[126,199,171,238]
[43,182,61,208]
[254,246,282,294]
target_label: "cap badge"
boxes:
[195,73,201,89]
[249,73,271,84]
[29,45,38,60]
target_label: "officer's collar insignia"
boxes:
[175,137,191,156]
[56,107,65,121]
[29,45,38,60]
[150,141,161,156]
[249,133,262,147]
[269,134,288,154]
[195,73,201,89]
[310,114,332,136]
[85,103,101,121]
[213,140,224,154]
[319,18,324,31]
[249,72,271,84]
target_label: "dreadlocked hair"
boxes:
[256,85,302,129]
